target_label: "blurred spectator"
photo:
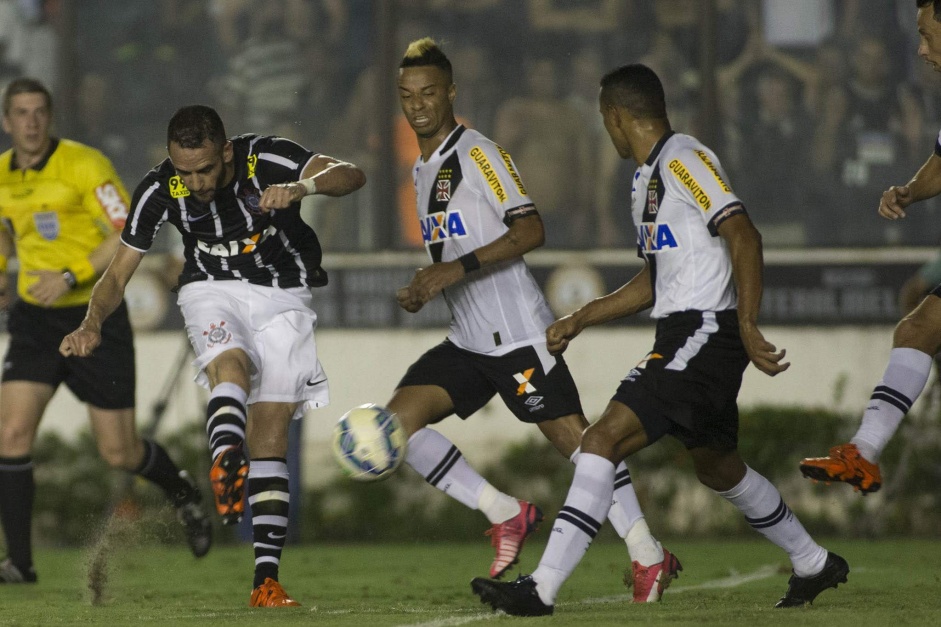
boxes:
[494,55,593,248]
[211,0,310,134]
[811,34,923,245]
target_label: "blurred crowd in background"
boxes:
[1,0,938,251]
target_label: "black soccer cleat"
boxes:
[774,551,849,608]
[0,558,37,584]
[471,574,553,616]
[175,473,213,558]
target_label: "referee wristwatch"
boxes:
[62,269,78,290]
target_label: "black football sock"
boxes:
[134,439,195,507]
[0,456,35,569]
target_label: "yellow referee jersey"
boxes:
[0,138,130,307]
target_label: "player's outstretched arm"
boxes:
[547,263,653,355]
[259,155,367,212]
[59,244,143,357]
[879,153,941,220]
[719,212,789,377]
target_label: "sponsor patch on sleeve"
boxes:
[694,150,732,193]
[667,158,711,211]
[470,146,507,203]
[94,181,129,228]
[497,146,528,196]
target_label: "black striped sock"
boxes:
[206,384,247,461]
[249,458,290,588]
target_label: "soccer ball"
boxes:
[331,404,407,482]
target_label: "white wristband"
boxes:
[298,177,317,195]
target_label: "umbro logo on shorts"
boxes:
[524,396,543,407]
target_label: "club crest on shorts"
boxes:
[202,321,232,347]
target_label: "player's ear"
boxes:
[448,83,457,105]
[222,140,234,164]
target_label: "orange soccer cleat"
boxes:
[799,443,882,495]
[249,578,301,607]
[485,500,543,579]
[210,446,249,524]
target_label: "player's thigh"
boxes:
[387,385,455,437]
[246,402,296,458]
[0,381,56,455]
[536,412,590,459]
[896,292,941,353]
[88,406,144,470]
[581,400,650,463]
[395,341,491,424]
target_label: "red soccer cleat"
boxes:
[800,443,882,495]
[625,547,682,603]
[249,578,301,607]
[485,500,543,579]
[210,446,249,524]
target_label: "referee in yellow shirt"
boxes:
[0,78,211,583]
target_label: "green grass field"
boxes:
[2,535,939,626]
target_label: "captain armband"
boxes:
[502,204,538,226]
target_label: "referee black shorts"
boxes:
[397,339,583,424]
[612,309,750,451]
[2,300,136,410]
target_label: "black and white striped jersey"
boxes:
[122,134,325,289]
[413,124,553,355]
[631,131,746,318]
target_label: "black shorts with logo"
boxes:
[2,300,136,409]
[397,339,583,424]
[612,309,749,451]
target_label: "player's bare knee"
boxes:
[579,424,619,461]
[893,314,941,354]
[97,444,138,470]
[0,424,34,456]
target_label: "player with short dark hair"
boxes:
[390,39,677,600]
[471,63,848,616]
[800,0,941,495]
[0,78,211,584]
[60,104,366,606]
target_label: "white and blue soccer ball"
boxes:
[331,404,407,482]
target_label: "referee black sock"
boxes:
[134,440,195,507]
[0,455,35,570]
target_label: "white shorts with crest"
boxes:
[177,281,329,419]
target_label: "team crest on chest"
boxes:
[33,211,59,240]
[436,178,451,202]
[238,185,263,214]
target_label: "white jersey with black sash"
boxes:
[122,134,324,289]
[412,124,553,355]
[631,131,746,319]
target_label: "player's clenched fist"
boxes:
[878,185,912,220]
[546,315,581,355]
[59,326,102,357]
[258,182,306,212]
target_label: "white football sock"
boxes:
[477,484,522,524]
[405,428,486,511]
[532,453,614,606]
[716,466,827,577]
[853,348,931,462]
[571,448,659,565]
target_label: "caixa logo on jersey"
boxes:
[637,222,678,253]
[196,224,278,257]
[421,210,469,243]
